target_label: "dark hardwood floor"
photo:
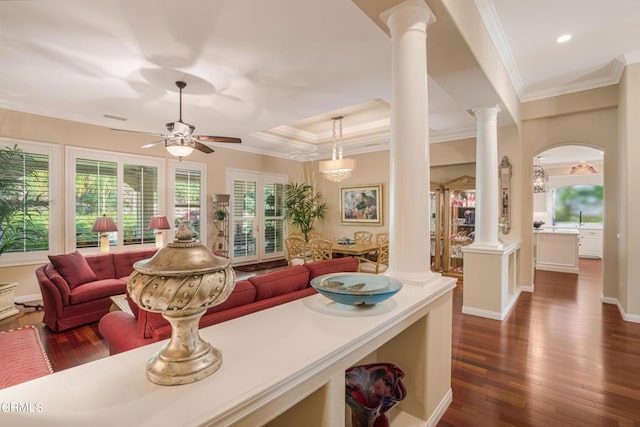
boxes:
[2,259,639,425]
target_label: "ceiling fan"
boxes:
[114,80,241,159]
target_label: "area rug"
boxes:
[234,259,288,272]
[0,325,53,389]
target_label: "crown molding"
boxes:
[474,0,524,97]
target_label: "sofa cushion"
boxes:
[68,279,126,305]
[85,254,115,281]
[303,257,359,280]
[248,265,309,300]
[113,249,157,278]
[48,251,98,289]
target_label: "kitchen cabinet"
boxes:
[579,227,603,258]
[535,228,580,274]
[443,175,476,280]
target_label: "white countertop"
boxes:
[534,228,579,235]
[0,275,456,426]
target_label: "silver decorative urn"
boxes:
[128,222,235,385]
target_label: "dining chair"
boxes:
[355,241,389,274]
[375,232,389,244]
[285,237,312,266]
[308,231,323,240]
[353,231,373,244]
[309,239,333,261]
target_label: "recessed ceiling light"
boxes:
[556,34,572,44]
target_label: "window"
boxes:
[0,139,60,266]
[168,160,206,244]
[66,148,164,252]
[553,185,604,224]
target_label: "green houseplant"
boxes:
[283,182,327,242]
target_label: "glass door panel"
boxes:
[232,179,257,263]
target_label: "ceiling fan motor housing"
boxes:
[166,121,195,136]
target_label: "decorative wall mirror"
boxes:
[499,156,512,234]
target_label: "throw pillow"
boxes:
[48,251,98,289]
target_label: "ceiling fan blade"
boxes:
[194,141,215,154]
[141,139,166,148]
[111,128,165,137]
[194,135,242,144]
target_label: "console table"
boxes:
[0,276,456,426]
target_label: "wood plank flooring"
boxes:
[439,259,640,426]
[2,259,639,425]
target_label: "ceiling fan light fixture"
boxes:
[166,139,195,159]
[319,116,355,183]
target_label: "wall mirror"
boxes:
[499,156,512,234]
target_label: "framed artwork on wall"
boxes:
[340,184,382,225]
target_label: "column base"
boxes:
[385,270,442,287]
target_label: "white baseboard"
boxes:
[15,293,42,304]
[426,388,453,427]
[462,289,522,321]
[601,295,640,323]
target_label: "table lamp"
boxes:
[149,215,171,248]
[92,213,117,253]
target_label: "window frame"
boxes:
[65,147,165,253]
[167,159,207,246]
[0,138,60,267]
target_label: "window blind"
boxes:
[0,150,49,253]
[123,164,158,245]
[75,159,117,248]
[174,168,202,239]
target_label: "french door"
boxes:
[228,170,286,264]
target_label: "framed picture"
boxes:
[340,184,383,224]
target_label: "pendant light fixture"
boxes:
[533,156,548,193]
[319,116,355,182]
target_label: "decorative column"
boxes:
[471,106,501,248]
[381,0,437,284]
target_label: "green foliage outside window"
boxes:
[553,185,604,224]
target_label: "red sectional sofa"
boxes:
[99,257,359,355]
[35,249,157,332]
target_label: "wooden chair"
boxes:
[308,231,323,240]
[309,239,333,262]
[353,231,373,244]
[288,232,304,240]
[356,241,389,274]
[285,237,312,266]
[375,232,389,244]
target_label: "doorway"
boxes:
[532,145,604,291]
[228,170,286,265]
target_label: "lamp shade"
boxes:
[92,214,117,233]
[149,215,171,230]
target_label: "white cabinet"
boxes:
[579,228,602,258]
[535,229,580,274]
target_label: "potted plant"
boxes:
[214,209,227,221]
[0,145,46,319]
[283,182,327,242]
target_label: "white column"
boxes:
[381,0,436,284]
[471,106,501,248]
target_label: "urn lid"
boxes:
[134,221,228,275]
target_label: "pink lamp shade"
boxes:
[92,214,117,233]
[149,215,171,230]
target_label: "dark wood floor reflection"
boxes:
[3,259,640,426]
[439,259,640,426]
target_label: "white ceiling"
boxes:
[1,0,639,161]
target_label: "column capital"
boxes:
[380,0,436,36]
[471,105,501,120]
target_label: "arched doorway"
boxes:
[532,144,604,293]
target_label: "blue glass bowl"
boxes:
[310,273,402,306]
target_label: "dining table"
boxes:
[330,240,379,257]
